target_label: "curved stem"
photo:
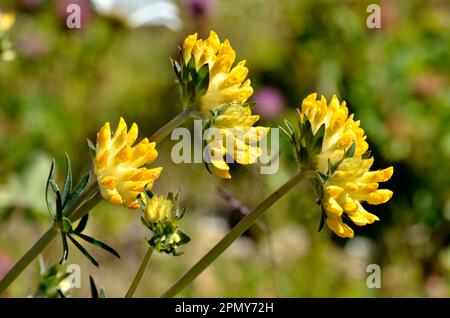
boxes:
[0,182,100,295]
[125,246,154,298]
[159,169,307,298]
[149,108,194,144]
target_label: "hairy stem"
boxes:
[125,246,154,298]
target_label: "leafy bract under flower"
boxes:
[205,103,270,179]
[94,117,162,209]
[182,31,253,113]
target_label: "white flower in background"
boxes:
[90,0,182,30]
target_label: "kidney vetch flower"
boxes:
[176,30,253,113]
[285,93,394,238]
[94,117,162,209]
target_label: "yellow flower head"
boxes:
[144,195,174,223]
[182,31,253,112]
[300,93,369,172]
[0,11,15,34]
[287,92,394,238]
[206,103,270,179]
[323,157,393,238]
[94,118,162,209]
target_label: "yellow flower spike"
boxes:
[206,103,270,179]
[299,93,369,173]
[94,118,162,209]
[293,92,394,238]
[180,31,254,113]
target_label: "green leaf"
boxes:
[318,171,328,183]
[74,213,89,233]
[45,159,56,217]
[303,120,314,144]
[89,276,99,298]
[362,150,372,159]
[312,124,325,155]
[87,138,97,158]
[284,119,295,137]
[140,216,150,229]
[177,206,187,219]
[204,161,214,176]
[176,231,191,245]
[144,188,154,202]
[99,288,106,298]
[63,173,89,214]
[62,217,73,233]
[345,142,356,158]
[318,206,326,232]
[59,234,69,265]
[170,58,182,80]
[196,64,210,94]
[51,182,63,221]
[279,125,293,142]
[136,194,146,211]
[61,153,72,206]
[72,232,120,259]
[67,235,99,268]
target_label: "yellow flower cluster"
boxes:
[299,93,393,238]
[300,93,368,173]
[206,104,270,179]
[94,118,162,209]
[182,31,253,113]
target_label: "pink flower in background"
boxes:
[254,86,285,118]
[182,0,215,20]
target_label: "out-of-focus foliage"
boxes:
[0,0,448,297]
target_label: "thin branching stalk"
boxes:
[125,247,154,298]
[160,169,308,298]
[0,182,100,294]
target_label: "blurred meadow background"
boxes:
[0,0,449,297]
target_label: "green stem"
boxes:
[0,225,58,295]
[149,108,194,144]
[159,169,307,298]
[0,182,100,295]
[125,246,154,298]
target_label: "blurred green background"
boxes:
[0,0,449,297]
